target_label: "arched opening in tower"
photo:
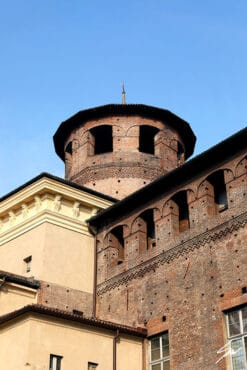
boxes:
[139,125,159,155]
[90,125,113,155]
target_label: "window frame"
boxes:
[149,332,170,370]
[225,306,247,370]
[88,362,98,370]
[49,354,63,370]
[23,255,32,273]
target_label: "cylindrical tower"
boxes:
[53,104,196,199]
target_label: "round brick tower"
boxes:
[53,104,196,199]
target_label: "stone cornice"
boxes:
[97,212,247,294]
[0,177,113,244]
[1,177,113,214]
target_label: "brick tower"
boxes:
[54,104,196,199]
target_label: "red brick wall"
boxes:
[38,281,93,317]
[95,152,247,369]
[64,115,186,199]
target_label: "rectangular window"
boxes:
[88,362,98,370]
[23,256,32,273]
[150,332,170,370]
[226,306,247,370]
[49,354,62,370]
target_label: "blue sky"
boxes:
[0,1,246,196]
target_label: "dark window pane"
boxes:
[228,311,241,336]
[242,307,247,333]
[151,336,161,360]
[162,334,169,357]
[163,360,170,370]
[151,364,161,370]
[151,348,161,361]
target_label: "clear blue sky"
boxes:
[0,1,246,196]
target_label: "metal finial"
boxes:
[121,82,126,104]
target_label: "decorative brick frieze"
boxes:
[97,212,247,294]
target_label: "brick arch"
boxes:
[104,225,129,265]
[197,168,233,198]
[78,130,89,146]
[186,188,196,203]
[161,190,191,234]
[162,198,175,218]
[130,207,161,233]
[161,189,193,216]
[103,224,130,245]
[113,124,126,136]
[235,156,247,177]
[131,215,146,234]
[224,168,234,183]
[126,125,139,136]
[78,127,89,145]
[170,138,179,151]
[197,178,212,199]
[130,207,160,251]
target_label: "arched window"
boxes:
[108,226,124,265]
[207,170,228,212]
[140,209,156,249]
[171,191,190,233]
[90,125,113,155]
[65,141,72,155]
[132,209,156,253]
[139,126,159,155]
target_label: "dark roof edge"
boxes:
[0,271,40,289]
[0,172,117,204]
[0,304,147,337]
[53,103,196,160]
[89,127,247,229]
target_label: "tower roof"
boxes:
[53,104,196,160]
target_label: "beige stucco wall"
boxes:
[0,224,46,278]
[0,222,94,292]
[0,282,37,315]
[0,314,143,370]
[0,319,30,370]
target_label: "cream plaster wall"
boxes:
[0,315,143,370]
[0,319,30,370]
[42,223,94,292]
[0,282,37,315]
[0,224,46,277]
[0,222,94,293]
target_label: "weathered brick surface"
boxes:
[38,281,93,317]
[64,115,186,199]
[95,152,247,369]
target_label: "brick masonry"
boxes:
[95,152,247,369]
[38,281,93,317]
[64,115,187,199]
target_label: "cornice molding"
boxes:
[0,177,113,214]
[97,212,247,294]
[1,281,37,298]
[0,178,112,244]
